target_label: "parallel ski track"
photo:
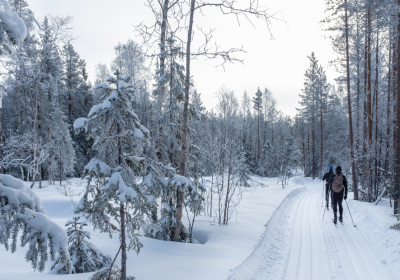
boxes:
[286,188,392,280]
[227,183,394,280]
[323,195,392,280]
[286,193,329,280]
[318,194,345,280]
[326,202,392,280]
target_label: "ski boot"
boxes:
[333,215,337,224]
[339,216,343,223]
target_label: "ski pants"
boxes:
[325,184,331,205]
[331,191,344,218]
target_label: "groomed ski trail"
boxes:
[228,180,394,280]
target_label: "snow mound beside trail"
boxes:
[348,199,400,279]
[227,187,305,280]
[289,175,304,186]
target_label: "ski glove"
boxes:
[344,195,347,200]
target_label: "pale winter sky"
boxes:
[29,0,338,118]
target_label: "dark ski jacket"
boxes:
[328,173,348,197]
[322,170,333,185]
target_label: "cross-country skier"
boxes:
[329,166,348,224]
[322,166,334,210]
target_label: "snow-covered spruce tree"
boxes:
[39,16,76,185]
[93,63,110,105]
[0,174,71,273]
[297,52,330,178]
[155,34,205,240]
[0,13,75,185]
[257,140,273,177]
[74,70,151,280]
[62,42,93,176]
[253,87,262,163]
[48,98,76,186]
[143,33,205,242]
[54,216,111,274]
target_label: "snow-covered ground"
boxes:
[228,179,400,280]
[1,176,400,280]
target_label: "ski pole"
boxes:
[322,203,326,220]
[322,183,324,207]
[344,199,356,227]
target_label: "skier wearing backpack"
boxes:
[329,166,348,224]
[322,166,334,210]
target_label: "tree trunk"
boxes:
[31,76,39,189]
[345,0,358,200]
[355,11,362,185]
[59,144,62,186]
[271,120,274,145]
[367,8,372,146]
[312,117,315,179]
[156,0,169,163]
[223,154,232,224]
[120,203,127,280]
[320,106,323,176]
[393,0,400,214]
[0,107,3,174]
[361,10,369,200]
[257,111,260,161]
[117,121,127,279]
[175,0,195,242]
[16,73,20,126]
[394,39,397,176]
[367,7,373,200]
[210,174,213,217]
[386,31,392,174]
[39,165,43,189]
[302,131,305,173]
[374,26,379,197]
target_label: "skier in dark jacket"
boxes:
[329,166,348,224]
[322,166,334,209]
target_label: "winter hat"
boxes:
[336,166,342,173]
[329,166,333,171]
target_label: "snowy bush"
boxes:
[276,137,301,187]
[54,216,111,274]
[391,209,400,230]
[0,174,71,273]
[155,201,189,242]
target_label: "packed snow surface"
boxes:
[1,175,399,280]
[229,179,400,280]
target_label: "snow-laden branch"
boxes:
[0,174,71,273]
[0,0,27,43]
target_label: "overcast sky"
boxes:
[28,0,338,117]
